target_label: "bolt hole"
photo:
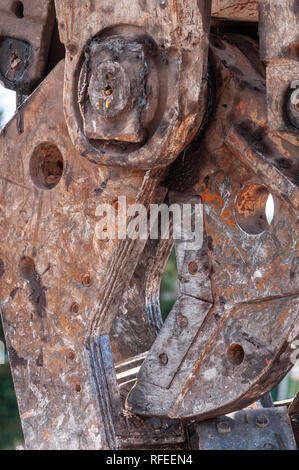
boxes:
[103,85,113,96]
[29,142,64,190]
[227,343,244,366]
[159,352,168,366]
[188,261,198,275]
[235,184,274,235]
[106,72,114,80]
[11,1,24,18]
[19,257,35,281]
[70,302,79,314]
[81,273,92,288]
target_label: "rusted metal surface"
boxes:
[259,0,298,61]
[0,0,212,448]
[127,35,299,420]
[212,0,260,22]
[189,406,297,450]
[259,0,299,131]
[0,0,55,92]
[0,1,298,451]
[0,61,186,449]
[54,0,211,169]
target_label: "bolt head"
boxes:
[256,414,270,428]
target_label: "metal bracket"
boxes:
[189,406,297,450]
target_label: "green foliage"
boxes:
[160,248,179,321]
[0,320,24,449]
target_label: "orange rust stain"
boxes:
[225,285,233,296]
[220,208,235,227]
[201,188,223,208]
[255,278,264,293]
[139,12,150,24]
[216,172,225,183]
[236,101,247,116]
[278,311,287,325]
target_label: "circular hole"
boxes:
[11,1,24,18]
[188,261,198,275]
[29,142,64,190]
[227,343,244,366]
[70,302,80,314]
[265,193,274,225]
[106,72,114,80]
[159,352,168,366]
[235,184,274,235]
[19,256,35,280]
[81,273,92,288]
[104,85,113,96]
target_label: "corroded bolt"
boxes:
[178,315,188,329]
[217,421,231,435]
[159,352,168,366]
[256,414,270,428]
[188,261,198,275]
[81,273,92,288]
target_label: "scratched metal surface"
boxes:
[0,0,55,91]
[54,0,211,169]
[0,61,168,449]
[0,0,298,449]
[127,35,299,420]
[212,1,260,22]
